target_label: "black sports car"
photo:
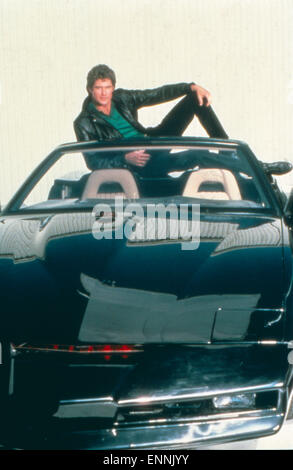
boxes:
[0,137,293,449]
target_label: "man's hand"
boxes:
[125,149,151,167]
[190,83,211,107]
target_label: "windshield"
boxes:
[13,145,270,211]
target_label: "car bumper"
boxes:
[2,343,292,449]
[28,404,286,450]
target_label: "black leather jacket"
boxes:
[74,83,192,169]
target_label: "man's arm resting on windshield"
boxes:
[74,122,149,170]
[74,121,129,170]
[82,149,150,170]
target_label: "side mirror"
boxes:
[261,161,293,176]
[284,188,293,225]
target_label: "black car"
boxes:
[0,137,293,449]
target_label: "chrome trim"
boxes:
[61,412,285,449]
[60,396,113,404]
[285,387,293,420]
[114,408,280,427]
[258,308,284,313]
[258,340,278,345]
[77,289,90,299]
[265,313,284,328]
[118,384,284,406]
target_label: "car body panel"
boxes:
[0,137,292,449]
[0,212,288,344]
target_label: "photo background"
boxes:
[1,0,292,205]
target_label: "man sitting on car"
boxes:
[74,64,292,177]
[74,64,228,171]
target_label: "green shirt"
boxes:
[89,102,144,139]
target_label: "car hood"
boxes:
[0,211,288,343]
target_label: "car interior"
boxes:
[48,167,259,203]
[81,169,140,200]
[19,147,270,210]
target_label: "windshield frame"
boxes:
[1,139,282,217]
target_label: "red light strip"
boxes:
[14,343,140,354]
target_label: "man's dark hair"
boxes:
[86,64,116,90]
